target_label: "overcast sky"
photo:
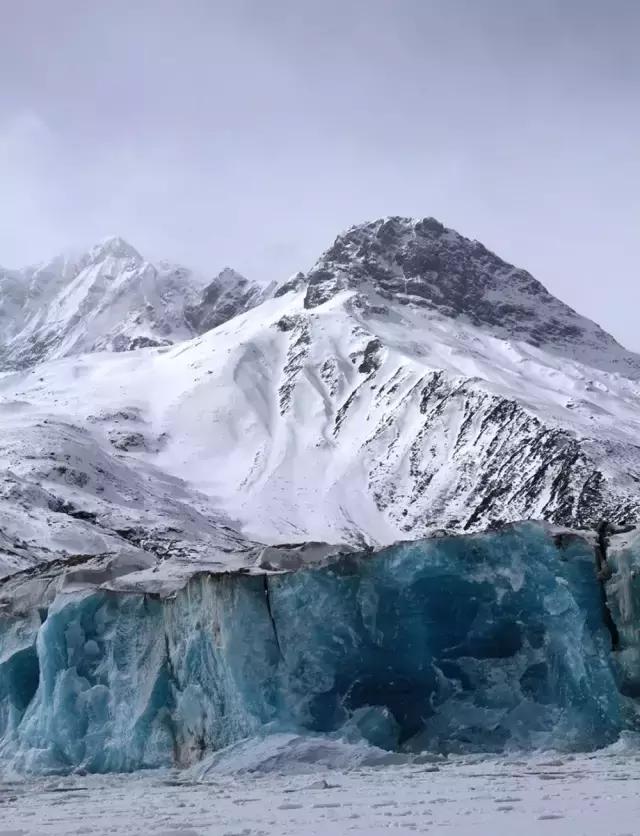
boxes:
[1,1,639,347]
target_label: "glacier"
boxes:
[0,522,636,775]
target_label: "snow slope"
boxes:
[1,217,639,573]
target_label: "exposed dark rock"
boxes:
[125,336,172,351]
[298,216,640,377]
[358,339,383,374]
[274,272,307,297]
[185,268,263,333]
[108,431,148,452]
[278,319,312,414]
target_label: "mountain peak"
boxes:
[185,268,264,333]
[88,236,143,263]
[309,215,519,298]
[300,215,638,375]
[217,266,248,282]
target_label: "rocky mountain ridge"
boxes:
[298,217,640,377]
[0,238,265,369]
[0,217,639,578]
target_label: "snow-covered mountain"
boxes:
[299,217,640,377]
[185,267,266,333]
[3,216,640,777]
[0,238,264,369]
[1,217,639,578]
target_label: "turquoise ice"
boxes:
[0,523,633,774]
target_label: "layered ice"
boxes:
[0,522,635,774]
[604,527,640,697]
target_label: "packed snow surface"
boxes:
[1,746,640,835]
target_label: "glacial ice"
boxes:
[0,522,636,774]
[604,528,640,698]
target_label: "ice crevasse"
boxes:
[0,521,638,774]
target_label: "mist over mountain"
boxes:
[0,238,265,370]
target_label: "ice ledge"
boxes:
[0,520,591,607]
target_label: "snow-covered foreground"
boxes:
[1,747,639,835]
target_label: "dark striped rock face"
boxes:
[185,267,265,334]
[303,217,640,377]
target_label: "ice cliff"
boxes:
[0,522,637,775]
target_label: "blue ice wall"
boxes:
[270,525,624,752]
[0,612,41,742]
[0,523,632,774]
[604,529,640,699]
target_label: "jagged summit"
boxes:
[0,241,264,370]
[7,219,634,377]
[185,267,265,333]
[87,235,143,264]
[298,216,639,376]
